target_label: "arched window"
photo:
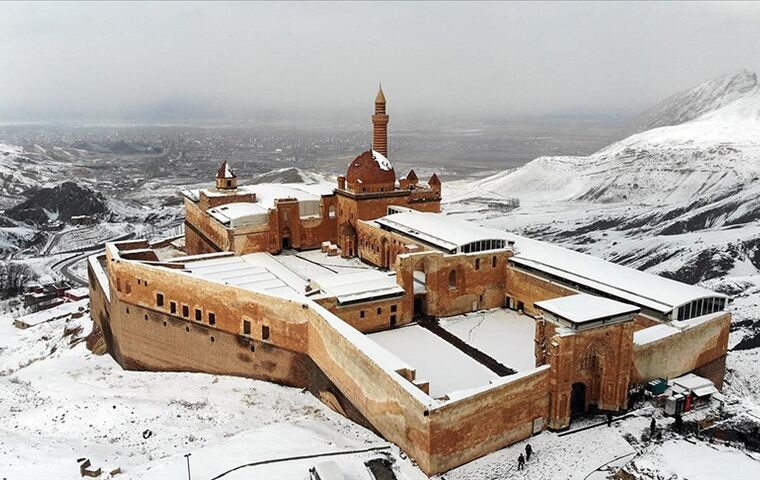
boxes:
[328,205,336,219]
[448,270,457,290]
[492,256,497,268]
[475,258,481,270]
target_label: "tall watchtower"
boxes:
[372,85,389,157]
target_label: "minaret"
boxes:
[372,84,389,157]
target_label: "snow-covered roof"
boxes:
[669,373,716,397]
[65,287,90,299]
[375,212,508,253]
[535,293,639,328]
[504,232,728,314]
[310,270,403,305]
[183,253,308,299]
[372,149,393,171]
[208,202,269,227]
[633,323,680,345]
[376,211,725,314]
[193,182,335,227]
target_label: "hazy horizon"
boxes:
[3,1,760,124]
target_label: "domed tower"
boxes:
[215,161,237,190]
[372,85,389,157]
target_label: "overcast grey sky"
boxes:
[2,1,760,123]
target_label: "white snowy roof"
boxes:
[375,212,508,252]
[670,373,715,390]
[182,253,308,299]
[378,211,725,314]
[372,149,393,171]
[535,293,639,326]
[65,287,90,299]
[633,323,680,345]
[504,232,728,314]
[191,182,334,227]
[311,270,403,305]
[313,461,344,480]
[208,202,269,227]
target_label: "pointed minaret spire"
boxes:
[372,84,389,157]
[375,83,386,104]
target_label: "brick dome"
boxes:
[346,150,396,193]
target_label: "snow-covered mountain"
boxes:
[635,70,760,131]
[450,71,760,206]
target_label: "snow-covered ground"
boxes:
[438,309,536,372]
[367,324,498,398]
[0,313,426,480]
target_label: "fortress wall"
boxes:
[233,229,275,255]
[184,198,230,254]
[632,311,730,388]
[427,366,550,474]
[103,249,434,469]
[306,303,433,473]
[106,247,309,354]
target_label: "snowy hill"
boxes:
[635,70,760,131]
[449,72,760,206]
[250,167,332,186]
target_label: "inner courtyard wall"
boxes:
[397,250,512,318]
[313,295,410,333]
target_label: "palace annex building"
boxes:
[88,88,730,475]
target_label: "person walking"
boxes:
[650,417,656,437]
[517,453,525,471]
[525,443,533,461]
[606,412,613,427]
[675,413,683,433]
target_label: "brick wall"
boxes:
[632,312,730,388]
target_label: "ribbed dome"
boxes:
[346,150,396,192]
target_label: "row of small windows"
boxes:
[156,293,216,325]
[460,239,506,254]
[359,304,397,324]
[115,276,149,295]
[675,297,727,321]
[242,320,270,340]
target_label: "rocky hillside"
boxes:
[5,182,109,225]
